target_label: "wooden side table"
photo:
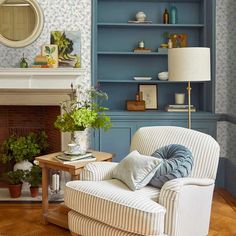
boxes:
[36,150,113,229]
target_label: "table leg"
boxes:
[41,165,49,224]
[72,174,80,180]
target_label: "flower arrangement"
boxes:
[54,85,112,133]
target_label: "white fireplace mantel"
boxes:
[0,68,84,90]
[0,68,84,105]
[0,68,85,151]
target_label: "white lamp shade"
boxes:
[168,47,211,82]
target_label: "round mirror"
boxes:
[0,0,44,47]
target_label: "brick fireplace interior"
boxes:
[0,105,61,180]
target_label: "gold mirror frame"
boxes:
[0,0,44,48]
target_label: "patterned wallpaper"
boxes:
[216,0,236,158]
[216,0,236,194]
[216,0,236,116]
[0,0,91,89]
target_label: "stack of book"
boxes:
[32,55,49,68]
[54,152,96,164]
[165,104,196,112]
[133,48,151,53]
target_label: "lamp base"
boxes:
[187,81,192,129]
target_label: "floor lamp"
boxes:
[168,48,211,129]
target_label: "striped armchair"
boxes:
[65,126,220,236]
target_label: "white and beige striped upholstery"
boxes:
[130,126,220,179]
[80,161,118,181]
[65,179,165,235]
[65,126,220,236]
[68,211,140,236]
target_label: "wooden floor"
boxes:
[0,189,235,236]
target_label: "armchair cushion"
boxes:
[112,150,162,190]
[65,179,165,235]
[80,162,118,181]
[149,144,193,188]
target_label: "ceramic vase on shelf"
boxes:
[170,6,178,24]
[14,160,33,192]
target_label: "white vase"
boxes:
[74,130,88,154]
[14,160,33,192]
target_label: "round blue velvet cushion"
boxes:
[149,144,193,188]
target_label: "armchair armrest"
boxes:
[161,178,214,193]
[80,161,118,181]
[159,178,215,236]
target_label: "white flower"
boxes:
[33,160,39,165]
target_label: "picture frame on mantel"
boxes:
[139,84,158,109]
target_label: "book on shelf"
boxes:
[56,152,93,161]
[165,106,196,112]
[133,48,151,53]
[54,156,96,164]
[167,104,195,109]
[128,20,152,24]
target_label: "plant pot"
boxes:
[14,160,33,192]
[8,183,22,198]
[74,130,88,154]
[30,186,39,198]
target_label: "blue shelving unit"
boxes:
[92,0,217,160]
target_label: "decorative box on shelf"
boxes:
[126,100,145,111]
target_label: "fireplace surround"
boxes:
[0,68,84,180]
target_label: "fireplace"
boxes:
[0,105,61,152]
[0,68,84,182]
[0,105,61,180]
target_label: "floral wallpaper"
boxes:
[216,0,236,194]
[0,0,91,90]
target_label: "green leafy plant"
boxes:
[7,170,25,185]
[0,131,48,164]
[54,85,112,133]
[25,165,42,187]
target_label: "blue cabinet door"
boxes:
[96,122,136,162]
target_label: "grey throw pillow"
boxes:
[112,150,162,191]
[149,144,193,188]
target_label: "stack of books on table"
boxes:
[165,104,196,112]
[54,152,96,164]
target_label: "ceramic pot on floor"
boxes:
[8,183,22,198]
[30,186,39,198]
[14,160,33,192]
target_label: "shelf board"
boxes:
[99,0,202,2]
[97,51,167,56]
[97,23,205,28]
[98,79,165,83]
[98,80,205,84]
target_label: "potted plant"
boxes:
[0,131,48,191]
[6,169,25,198]
[0,131,48,167]
[54,85,111,153]
[25,165,42,197]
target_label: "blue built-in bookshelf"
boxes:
[92,0,217,161]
